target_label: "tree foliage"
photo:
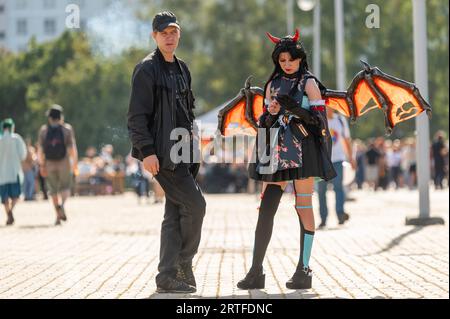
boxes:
[0,0,448,156]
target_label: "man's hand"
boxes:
[143,155,159,176]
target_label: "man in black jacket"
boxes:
[127,11,205,294]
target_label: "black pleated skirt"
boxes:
[248,135,329,182]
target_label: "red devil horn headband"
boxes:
[266,32,281,44]
[266,28,300,44]
[292,28,300,42]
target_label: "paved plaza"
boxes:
[0,188,448,299]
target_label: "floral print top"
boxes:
[266,73,310,171]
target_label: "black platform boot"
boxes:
[237,267,265,289]
[286,266,312,289]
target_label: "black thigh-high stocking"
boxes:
[250,184,284,273]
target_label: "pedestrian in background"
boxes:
[0,119,27,226]
[37,105,78,226]
[316,109,354,228]
[22,139,38,201]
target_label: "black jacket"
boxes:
[127,48,196,170]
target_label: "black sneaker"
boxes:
[156,277,196,294]
[176,263,196,287]
[338,212,350,225]
[6,210,14,226]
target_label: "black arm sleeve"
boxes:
[127,65,156,158]
[288,106,319,126]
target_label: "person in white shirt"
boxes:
[0,119,27,226]
[316,109,355,228]
[386,140,403,189]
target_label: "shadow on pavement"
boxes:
[144,291,390,299]
[98,229,159,237]
[145,290,320,299]
[16,224,57,229]
[362,226,425,256]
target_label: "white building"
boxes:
[0,0,118,52]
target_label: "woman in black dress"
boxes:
[238,29,336,290]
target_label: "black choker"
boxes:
[281,72,298,79]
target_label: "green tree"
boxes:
[0,0,448,155]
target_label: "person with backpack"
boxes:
[37,105,78,226]
[0,119,27,226]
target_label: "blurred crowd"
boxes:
[17,132,449,203]
[352,131,449,191]
[76,145,125,195]
[197,163,249,194]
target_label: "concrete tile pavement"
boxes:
[0,189,448,299]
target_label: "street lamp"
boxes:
[295,0,321,78]
[293,0,342,91]
[297,0,316,12]
[287,0,317,35]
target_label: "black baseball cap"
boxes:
[46,104,63,119]
[152,11,180,32]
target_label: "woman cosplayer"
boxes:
[239,29,336,290]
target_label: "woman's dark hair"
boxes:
[263,36,310,105]
[271,40,309,74]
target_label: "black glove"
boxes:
[276,94,319,126]
[259,112,279,128]
[275,94,298,111]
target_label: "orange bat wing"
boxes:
[372,73,431,129]
[323,91,352,118]
[321,61,431,133]
[218,63,431,137]
[218,78,264,137]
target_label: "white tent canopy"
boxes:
[195,99,231,138]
